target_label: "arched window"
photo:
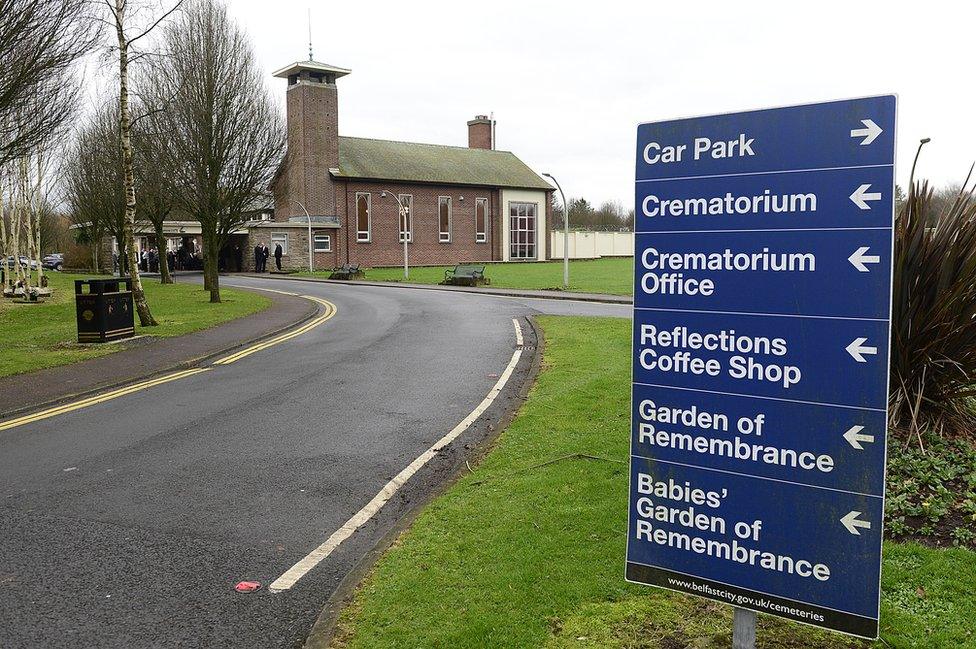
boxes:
[475,198,488,243]
[439,196,452,243]
[356,193,371,242]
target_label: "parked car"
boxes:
[42,253,64,271]
[4,255,39,271]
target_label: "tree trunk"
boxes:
[201,233,211,291]
[34,152,44,285]
[0,186,8,288]
[205,235,220,303]
[116,0,157,326]
[21,169,34,292]
[12,159,27,288]
[155,223,173,284]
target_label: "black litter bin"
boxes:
[75,278,135,343]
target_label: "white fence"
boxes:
[549,231,634,259]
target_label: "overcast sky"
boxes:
[222,0,971,207]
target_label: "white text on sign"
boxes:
[643,134,757,165]
[638,325,802,389]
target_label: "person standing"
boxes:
[261,244,270,272]
[273,242,283,271]
[254,244,263,272]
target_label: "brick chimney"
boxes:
[467,115,493,150]
[272,60,351,218]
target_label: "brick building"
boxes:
[253,59,555,271]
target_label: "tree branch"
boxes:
[125,0,183,46]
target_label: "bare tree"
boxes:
[592,200,627,231]
[0,0,94,167]
[63,103,136,275]
[929,182,966,225]
[0,148,57,295]
[151,0,284,302]
[101,0,183,325]
[552,196,632,232]
[622,208,635,231]
[38,209,72,256]
[132,112,176,283]
[0,161,25,289]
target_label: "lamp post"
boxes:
[909,137,931,194]
[381,190,410,280]
[291,199,314,273]
[543,173,569,289]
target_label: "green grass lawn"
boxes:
[0,272,270,378]
[335,316,976,649]
[299,257,635,296]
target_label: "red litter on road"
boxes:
[234,581,261,593]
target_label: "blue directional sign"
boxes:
[627,96,895,639]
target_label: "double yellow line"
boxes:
[212,296,336,365]
[0,368,211,432]
[0,295,338,432]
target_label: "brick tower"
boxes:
[272,60,351,219]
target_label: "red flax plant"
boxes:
[890,170,976,443]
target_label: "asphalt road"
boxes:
[0,276,628,648]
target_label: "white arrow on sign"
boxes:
[846,337,878,363]
[848,246,881,272]
[841,510,872,535]
[850,119,883,146]
[843,425,876,450]
[850,184,883,210]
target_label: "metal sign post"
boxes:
[627,96,896,641]
[733,607,756,649]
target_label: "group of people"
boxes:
[139,247,166,273]
[111,248,165,274]
[253,243,284,272]
[218,245,245,273]
[111,242,285,274]
[112,244,204,275]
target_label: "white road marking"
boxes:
[268,317,527,593]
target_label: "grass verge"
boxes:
[0,272,270,378]
[297,257,635,296]
[334,316,976,649]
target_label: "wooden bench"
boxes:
[442,264,488,287]
[329,264,365,280]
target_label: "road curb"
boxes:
[0,289,322,420]
[238,272,633,305]
[301,315,546,649]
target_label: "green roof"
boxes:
[333,136,553,191]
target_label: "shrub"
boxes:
[62,240,95,270]
[890,175,976,438]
